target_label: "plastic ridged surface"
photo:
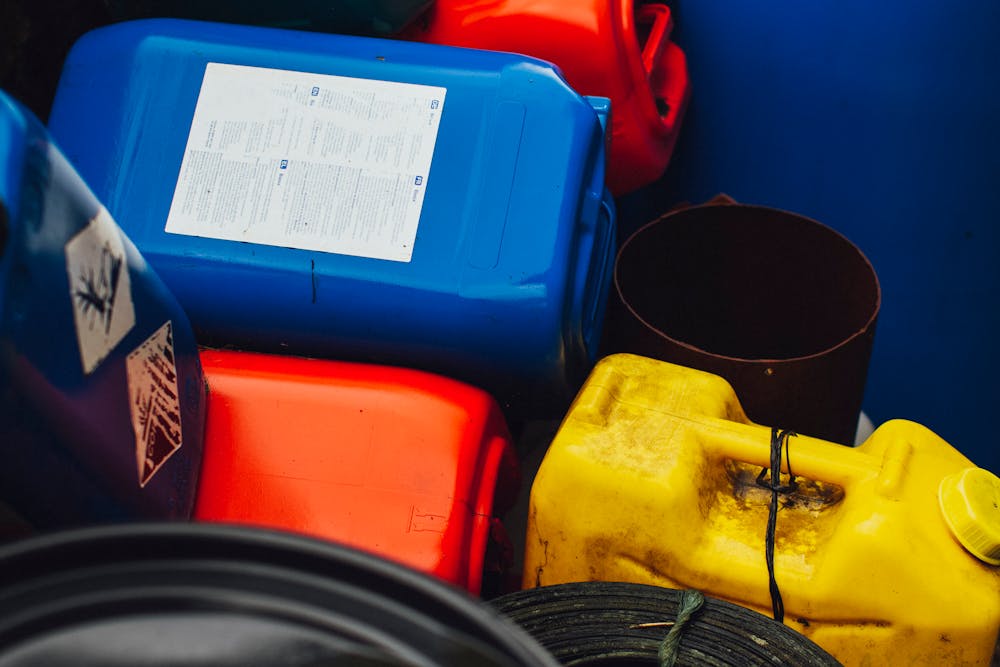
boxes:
[493,582,840,666]
[0,523,559,666]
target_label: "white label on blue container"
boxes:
[65,206,136,374]
[164,63,447,263]
[126,321,183,488]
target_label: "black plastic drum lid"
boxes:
[604,202,881,445]
[0,523,560,667]
[492,582,841,666]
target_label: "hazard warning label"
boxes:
[126,321,183,488]
[65,206,136,374]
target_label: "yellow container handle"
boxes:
[697,417,905,494]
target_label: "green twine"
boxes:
[657,589,706,667]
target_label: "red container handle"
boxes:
[635,2,687,132]
[637,4,674,82]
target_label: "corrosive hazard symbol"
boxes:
[64,206,136,374]
[126,321,183,487]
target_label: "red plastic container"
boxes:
[402,0,689,195]
[193,349,520,594]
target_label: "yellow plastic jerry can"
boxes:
[524,353,1000,666]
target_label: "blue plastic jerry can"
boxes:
[47,19,616,415]
[0,90,205,527]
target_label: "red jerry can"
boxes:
[193,349,520,594]
[402,0,690,195]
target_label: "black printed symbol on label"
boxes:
[73,242,124,335]
[127,321,183,487]
[65,207,136,374]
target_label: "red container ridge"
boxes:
[193,349,520,594]
[403,0,689,195]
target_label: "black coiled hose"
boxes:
[492,582,840,666]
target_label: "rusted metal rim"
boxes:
[612,202,881,365]
[604,201,880,444]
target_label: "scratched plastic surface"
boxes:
[0,90,204,526]
[525,353,1000,665]
[47,19,616,414]
[194,349,520,594]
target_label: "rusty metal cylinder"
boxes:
[603,202,880,445]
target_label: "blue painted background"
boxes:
[633,1,999,471]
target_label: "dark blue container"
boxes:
[47,19,616,412]
[0,90,205,527]
[105,0,433,36]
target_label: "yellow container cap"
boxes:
[938,467,1000,566]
